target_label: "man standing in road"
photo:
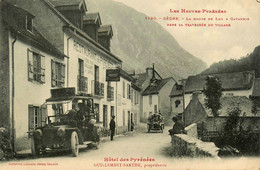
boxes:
[109,116,116,141]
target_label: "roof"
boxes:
[43,0,122,63]
[142,77,173,96]
[184,71,255,93]
[119,68,134,82]
[170,83,183,97]
[2,2,66,59]
[251,78,260,97]
[131,82,142,91]
[50,0,83,7]
[98,25,113,37]
[204,96,260,117]
[83,13,102,26]
[134,73,147,87]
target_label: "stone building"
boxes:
[170,71,256,119]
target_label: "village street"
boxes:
[1,124,259,170]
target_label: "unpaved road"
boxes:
[0,124,259,170]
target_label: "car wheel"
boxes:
[71,131,79,157]
[31,137,40,157]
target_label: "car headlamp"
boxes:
[57,127,66,137]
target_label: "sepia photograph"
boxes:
[0,0,259,169]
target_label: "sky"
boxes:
[114,0,260,66]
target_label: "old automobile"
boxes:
[147,113,164,133]
[28,87,99,157]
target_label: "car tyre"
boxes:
[31,137,40,157]
[71,131,79,157]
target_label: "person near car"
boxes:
[109,116,116,141]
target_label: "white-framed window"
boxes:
[28,50,45,83]
[51,60,65,87]
[28,105,46,135]
[135,92,139,105]
[26,15,33,32]
[127,84,131,99]
[123,81,125,98]
[154,105,158,113]
[149,95,152,105]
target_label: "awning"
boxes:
[45,96,93,105]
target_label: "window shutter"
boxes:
[40,105,47,126]
[28,105,34,131]
[51,60,56,87]
[28,50,33,81]
[40,55,45,83]
[61,63,65,86]
[130,87,133,100]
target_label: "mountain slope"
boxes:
[201,46,260,77]
[85,0,207,79]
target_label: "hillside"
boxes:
[201,46,260,77]
[85,0,207,79]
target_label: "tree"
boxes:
[203,76,223,117]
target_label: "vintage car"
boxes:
[29,87,99,157]
[147,114,164,133]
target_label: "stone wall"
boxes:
[184,123,198,138]
[171,134,219,157]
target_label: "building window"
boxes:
[131,89,134,102]
[79,59,84,76]
[26,15,33,32]
[175,100,181,108]
[149,95,152,105]
[154,105,157,113]
[135,92,139,105]
[111,106,114,117]
[95,104,100,122]
[51,60,65,87]
[123,110,125,126]
[94,65,99,82]
[28,50,45,83]
[28,105,46,133]
[127,84,131,99]
[78,59,88,92]
[123,81,125,98]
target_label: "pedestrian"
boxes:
[109,116,116,141]
[168,116,184,137]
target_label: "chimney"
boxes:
[146,67,153,80]
[192,91,202,101]
[83,13,101,41]
[152,63,155,80]
[98,25,113,51]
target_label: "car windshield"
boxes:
[47,98,94,125]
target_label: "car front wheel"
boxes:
[71,131,79,157]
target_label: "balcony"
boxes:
[77,75,88,93]
[107,85,114,101]
[92,80,104,98]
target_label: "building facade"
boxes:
[0,1,67,151]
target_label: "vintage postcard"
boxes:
[0,0,259,169]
